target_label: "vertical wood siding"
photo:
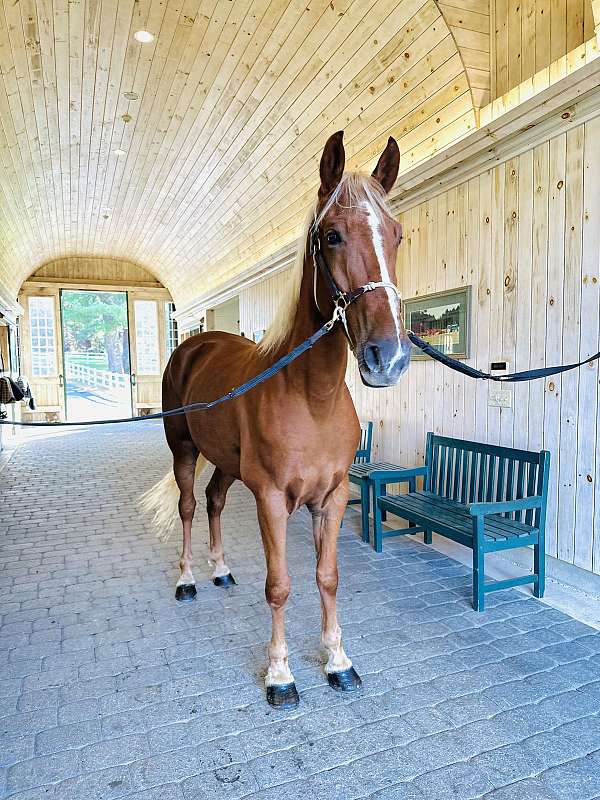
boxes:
[239,118,600,575]
[493,0,595,97]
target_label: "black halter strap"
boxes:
[309,224,402,346]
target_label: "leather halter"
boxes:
[309,224,401,345]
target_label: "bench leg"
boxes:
[360,480,370,544]
[424,529,433,545]
[373,480,383,553]
[380,484,387,521]
[472,518,485,612]
[534,533,545,598]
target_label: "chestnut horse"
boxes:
[141,131,411,708]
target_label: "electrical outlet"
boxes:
[488,388,512,409]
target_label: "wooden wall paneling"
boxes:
[474,169,492,443]
[492,0,595,99]
[500,157,518,448]
[550,0,567,63]
[444,185,458,440]
[239,118,600,573]
[527,142,549,457]
[425,197,438,447]
[543,133,566,558]
[513,149,534,452]
[495,0,508,95]
[575,116,600,571]
[557,125,584,565]
[463,175,480,443]
[567,1,586,52]
[452,181,468,441]
[487,162,504,444]
[521,0,537,86]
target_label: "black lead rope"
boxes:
[407,331,600,383]
[2,242,599,428]
[0,320,338,428]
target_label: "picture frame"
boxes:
[403,286,471,360]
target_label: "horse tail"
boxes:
[139,456,208,542]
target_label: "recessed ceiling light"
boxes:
[134,30,154,43]
[112,149,126,156]
[124,91,139,100]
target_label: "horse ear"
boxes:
[319,131,345,201]
[372,137,400,194]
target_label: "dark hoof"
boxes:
[327,666,363,693]
[175,583,197,603]
[266,682,300,710]
[213,573,236,588]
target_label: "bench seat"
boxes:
[379,490,539,551]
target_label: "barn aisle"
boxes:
[0,424,599,800]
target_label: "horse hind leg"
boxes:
[206,468,236,587]
[173,449,203,603]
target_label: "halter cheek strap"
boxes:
[310,225,402,345]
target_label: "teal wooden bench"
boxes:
[348,422,427,544]
[376,433,551,611]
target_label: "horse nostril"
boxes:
[364,344,383,372]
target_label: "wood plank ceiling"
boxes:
[0,0,481,308]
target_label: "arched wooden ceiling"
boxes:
[0,0,478,309]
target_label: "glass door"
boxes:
[128,296,164,414]
[22,292,66,420]
[60,289,132,421]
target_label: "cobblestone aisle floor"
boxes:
[1,423,599,800]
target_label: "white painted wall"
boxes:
[238,117,600,576]
[210,297,239,334]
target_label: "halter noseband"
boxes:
[309,224,401,343]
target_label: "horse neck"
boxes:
[282,250,348,407]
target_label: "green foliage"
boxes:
[62,291,127,347]
[62,290,129,373]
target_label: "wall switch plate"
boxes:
[488,388,512,408]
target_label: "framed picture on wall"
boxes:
[403,286,471,360]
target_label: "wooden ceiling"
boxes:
[0,0,489,308]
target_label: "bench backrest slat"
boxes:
[425,433,550,527]
[354,421,373,464]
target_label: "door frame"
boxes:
[59,287,133,421]
[19,279,171,420]
[18,284,66,420]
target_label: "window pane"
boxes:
[28,296,57,377]
[135,300,160,375]
[164,301,179,357]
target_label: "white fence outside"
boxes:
[66,361,129,391]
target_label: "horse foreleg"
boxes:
[312,478,362,693]
[256,493,298,710]
[206,469,236,587]
[174,453,198,603]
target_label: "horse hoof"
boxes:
[213,573,236,588]
[175,583,197,603]
[327,666,363,693]
[266,682,300,710]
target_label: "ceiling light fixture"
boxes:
[112,149,126,156]
[124,91,139,100]
[134,30,154,43]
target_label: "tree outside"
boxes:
[61,290,130,373]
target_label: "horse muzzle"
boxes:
[358,337,411,387]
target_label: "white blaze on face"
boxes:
[363,201,403,366]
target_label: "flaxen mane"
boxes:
[258,173,395,354]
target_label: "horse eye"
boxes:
[326,230,342,245]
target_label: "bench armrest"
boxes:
[468,496,544,516]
